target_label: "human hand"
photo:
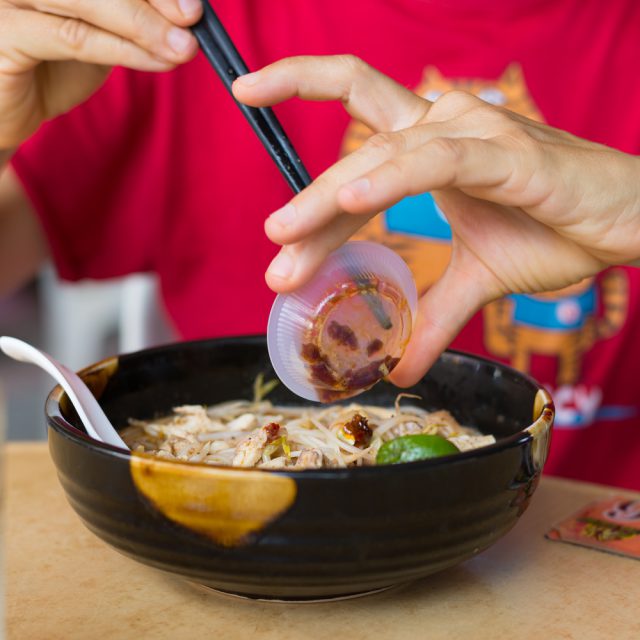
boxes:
[233,55,640,386]
[0,0,202,150]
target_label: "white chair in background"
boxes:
[118,273,175,354]
[40,266,174,370]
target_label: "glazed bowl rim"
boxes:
[45,335,554,478]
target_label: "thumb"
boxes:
[388,259,494,387]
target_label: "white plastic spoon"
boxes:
[0,336,127,449]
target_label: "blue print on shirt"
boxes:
[386,193,452,240]
[509,288,596,331]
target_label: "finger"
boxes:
[265,123,465,247]
[1,9,177,71]
[337,136,520,216]
[265,211,377,292]
[148,0,203,25]
[232,55,430,132]
[10,0,198,62]
[12,0,203,24]
[387,256,495,388]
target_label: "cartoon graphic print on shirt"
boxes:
[483,272,628,386]
[341,64,632,428]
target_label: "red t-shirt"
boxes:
[11,0,640,488]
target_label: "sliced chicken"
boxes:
[294,448,324,469]
[233,422,280,467]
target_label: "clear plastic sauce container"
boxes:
[268,242,418,402]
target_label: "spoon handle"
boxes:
[0,336,127,449]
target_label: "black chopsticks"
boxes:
[192,1,392,330]
[191,1,311,193]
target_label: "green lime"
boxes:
[376,434,459,465]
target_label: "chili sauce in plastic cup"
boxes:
[267,242,418,402]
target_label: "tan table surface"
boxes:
[5,442,640,640]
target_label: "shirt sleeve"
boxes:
[10,67,163,282]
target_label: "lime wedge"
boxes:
[376,434,459,465]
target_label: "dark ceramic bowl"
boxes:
[46,336,553,601]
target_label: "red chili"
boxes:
[327,321,358,350]
[367,338,383,356]
[310,362,338,387]
[342,413,373,447]
[301,343,323,363]
[344,354,400,390]
[263,422,280,442]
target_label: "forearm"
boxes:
[0,161,49,297]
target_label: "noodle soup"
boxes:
[121,379,495,469]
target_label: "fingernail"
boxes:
[178,0,201,17]
[237,72,261,86]
[345,178,371,198]
[268,251,294,280]
[269,203,296,227]
[167,27,193,54]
